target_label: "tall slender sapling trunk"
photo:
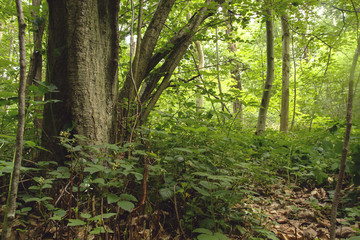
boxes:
[280,14,290,133]
[329,31,359,240]
[2,0,27,238]
[256,7,274,135]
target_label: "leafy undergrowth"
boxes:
[0,114,360,239]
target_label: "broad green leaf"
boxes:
[90,213,116,221]
[90,226,113,234]
[21,207,32,212]
[67,219,86,226]
[80,212,91,219]
[51,209,67,221]
[119,193,137,202]
[107,193,120,204]
[193,186,210,196]
[174,147,193,153]
[159,188,173,200]
[92,178,105,185]
[197,234,218,240]
[117,201,134,212]
[193,228,213,235]
[349,236,360,240]
[213,232,229,240]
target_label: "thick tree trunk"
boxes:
[41,0,119,163]
[329,32,359,240]
[256,8,274,135]
[280,14,290,133]
[2,1,27,238]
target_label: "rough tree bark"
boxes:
[256,7,274,135]
[40,0,120,163]
[2,0,27,238]
[117,0,225,143]
[280,14,290,133]
[329,32,359,240]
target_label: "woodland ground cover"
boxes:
[1,108,359,239]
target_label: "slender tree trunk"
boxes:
[40,0,120,163]
[8,16,15,64]
[329,32,359,240]
[224,8,244,123]
[26,0,46,136]
[195,40,204,111]
[2,1,27,238]
[256,8,274,135]
[186,11,204,112]
[290,33,297,131]
[280,14,290,133]
[0,22,3,42]
[216,27,224,113]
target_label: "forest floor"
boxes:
[2,181,360,239]
[231,182,360,240]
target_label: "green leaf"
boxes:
[107,193,120,204]
[25,140,36,147]
[24,196,52,203]
[119,193,137,202]
[213,232,229,240]
[21,207,32,213]
[92,178,105,185]
[51,209,67,221]
[193,186,210,196]
[90,213,116,221]
[117,201,134,212]
[193,228,213,235]
[89,226,113,234]
[197,234,218,240]
[173,147,194,153]
[159,188,174,200]
[80,212,91,219]
[349,236,360,240]
[84,164,105,174]
[67,219,86,226]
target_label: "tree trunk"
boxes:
[280,14,290,133]
[195,40,204,111]
[26,0,46,135]
[2,0,27,238]
[329,32,359,240]
[290,33,297,131]
[256,8,274,135]
[117,0,225,143]
[225,10,244,123]
[215,27,224,114]
[41,0,119,163]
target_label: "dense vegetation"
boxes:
[0,0,360,239]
